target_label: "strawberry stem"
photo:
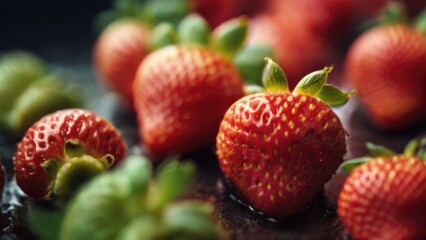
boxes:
[261,57,289,93]
[177,14,211,46]
[211,16,248,58]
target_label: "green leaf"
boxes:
[366,142,396,158]
[340,157,372,172]
[317,85,355,107]
[164,202,222,240]
[60,173,132,240]
[177,14,211,46]
[27,203,65,240]
[211,17,248,57]
[150,161,195,211]
[148,22,177,51]
[293,66,333,96]
[414,8,426,35]
[261,57,289,93]
[234,44,275,85]
[121,155,152,194]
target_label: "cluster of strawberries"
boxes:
[1,0,426,239]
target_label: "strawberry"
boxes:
[190,0,241,27]
[93,19,150,103]
[133,15,271,158]
[247,12,339,88]
[216,58,352,218]
[338,138,426,240]
[13,109,127,202]
[344,9,426,131]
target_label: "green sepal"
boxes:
[150,160,195,211]
[164,201,222,240]
[234,44,275,85]
[60,173,132,240]
[366,142,396,158]
[317,85,355,107]
[414,9,426,35]
[293,66,332,96]
[211,17,248,57]
[27,203,65,240]
[261,57,289,93]
[148,22,177,51]
[7,75,82,135]
[177,14,211,46]
[340,157,372,172]
[378,1,408,25]
[404,135,426,160]
[93,10,123,33]
[53,156,108,202]
[121,155,152,195]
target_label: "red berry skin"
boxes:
[216,93,346,218]
[338,156,426,240]
[13,109,127,200]
[344,25,426,131]
[191,0,241,28]
[133,46,244,159]
[93,20,150,103]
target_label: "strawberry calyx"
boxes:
[261,57,353,107]
[41,139,115,202]
[340,135,426,171]
[54,156,224,240]
[377,2,409,26]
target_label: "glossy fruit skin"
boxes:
[134,46,244,158]
[345,25,426,131]
[338,156,426,240]
[94,20,150,103]
[247,13,338,88]
[216,93,346,218]
[13,109,127,200]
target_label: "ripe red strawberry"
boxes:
[247,12,339,88]
[94,20,150,103]
[133,15,259,158]
[216,58,352,218]
[191,0,241,27]
[13,109,127,201]
[134,46,244,158]
[338,140,426,240]
[344,24,426,131]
